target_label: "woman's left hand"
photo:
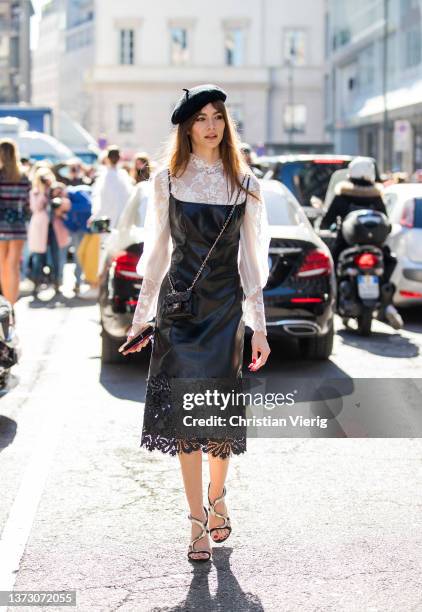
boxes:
[248,331,270,372]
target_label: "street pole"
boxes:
[287,57,294,146]
[382,0,389,173]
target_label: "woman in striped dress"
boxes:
[0,139,31,306]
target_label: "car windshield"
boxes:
[262,188,307,226]
[275,160,350,207]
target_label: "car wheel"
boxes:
[298,321,334,360]
[101,329,126,364]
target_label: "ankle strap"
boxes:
[208,483,227,511]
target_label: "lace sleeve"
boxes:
[238,175,271,335]
[131,170,172,331]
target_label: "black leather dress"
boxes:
[140,172,250,458]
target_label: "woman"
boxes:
[123,84,271,562]
[28,169,71,295]
[0,139,31,310]
[131,152,151,184]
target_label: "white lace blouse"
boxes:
[131,153,271,334]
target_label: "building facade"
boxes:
[0,0,33,103]
[325,0,422,173]
[32,0,329,159]
[32,0,94,135]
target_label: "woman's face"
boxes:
[189,103,225,150]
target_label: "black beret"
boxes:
[171,84,227,125]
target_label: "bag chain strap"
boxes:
[167,177,246,293]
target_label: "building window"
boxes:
[284,30,306,66]
[66,25,93,51]
[403,24,421,68]
[119,29,134,65]
[283,104,307,134]
[224,28,244,66]
[118,104,134,132]
[170,27,189,65]
[401,0,420,17]
[227,103,244,133]
[357,43,375,94]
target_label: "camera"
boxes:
[90,217,111,233]
[50,196,63,209]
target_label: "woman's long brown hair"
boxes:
[0,139,22,183]
[166,99,259,202]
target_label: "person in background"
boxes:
[48,181,72,292]
[240,142,264,178]
[89,146,134,229]
[84,165,97,184]
[63,184,92,295]
[131,152,151,184]
[20,157,32,177]
[19,158,34,287]
[0,139,31,314]
[65,159,91,187]
[320,157,403,329]
[121,161,132,177]
[414,169,422,183]
[28,169,70,297]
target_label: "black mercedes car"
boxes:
[98,180,336,363]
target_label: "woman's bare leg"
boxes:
[208,454,230,541]
[178,449,211,560]
[0,240,24,304]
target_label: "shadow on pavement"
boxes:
[160,548,264,612]
[336,328,419,359]
[99,359,149,402]
[254,334,352,379]
[0,415,17,452]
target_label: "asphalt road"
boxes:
[0,287,421,612]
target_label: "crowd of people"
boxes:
[0,133,421,324]
[0,138,153,320]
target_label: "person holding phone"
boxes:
[122,84,271,562]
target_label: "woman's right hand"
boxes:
[119,322,153,355]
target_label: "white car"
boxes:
[384,183,422,306]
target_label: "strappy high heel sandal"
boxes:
[187,506,212,562]
[207,483,232,544]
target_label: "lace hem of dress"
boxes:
[141,371,247,458]
[140,433,247,458]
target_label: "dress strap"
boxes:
[167,169,172,195]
